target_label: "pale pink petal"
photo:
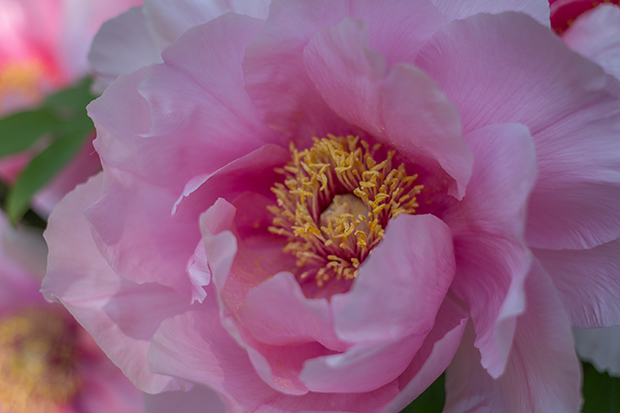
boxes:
[573,325,620,377]
[137,14,280,180]
[444,262,581,413]
[144,386,226,413]
[416,12,620,250]
[443,123,537,378]
[332,213,455,343]
[243,0,446,141]
[430,0,550,26]
[383,297,468,412]
[149,309,399,413]
[42,175,192,393]
[303,18,472,198]
[143,0,271,50]
[562,4,620,81]
[89,7,163,92]
[300,333,422,394]
[239,272,347,351]
[57,0,142,80]
[85,167,197,294]
[75,343,144,413]
[533,239,620,327]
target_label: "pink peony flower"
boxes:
[0,0,142,215]
[0,212,144,413]
[43,0,620,411]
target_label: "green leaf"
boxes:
[5,118,92,223]
[43,77,96,112]
[0,109,58,158]
[0,77,96,159]
[582,362,620,413]
[400,374,445,413]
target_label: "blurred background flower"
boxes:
[0,211,144,413]
[0,0,141,221]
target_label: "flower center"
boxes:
[0,308,81,413]
[269,135,423,287]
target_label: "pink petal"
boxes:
[444,262,581,413]
[239,272,347,351]
[144,386,226,413]
[75,348,144,413]
[89,7,163,92]
[332,213,455,343]
[416,12,620,250]
[143,0,271,49]
[149,309,399,413]
[139,13,280,175]
[573,325,620,376]
[384,297,468,412]
[172,144,290,222]
[42,175,192,393]
[444,123,537,378]
[303,18,472,198]
[201,196,325,396]
[87,69,199,293]
[430,0,550,26]
[534,238,620,328]
[243,0,446,141]
[562,4,620,81]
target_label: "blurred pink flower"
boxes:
[0,0,142,215]
[0,212,143,413]
[43,0,620,412]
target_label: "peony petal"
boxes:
[534,239,620,328]
[149,308,399,413]
[85,166,197,294]
[303,18,472,198]
[562,4,620,81]
[89,7,163,92]
[300,335,421,394]
[573,325,620,377]
[383,297,468,412]
[430,0,550,26]
[200,196,318,396]
[144,386,226,413]
[444,262,581,413]
[172,144,290,222]
[138,13,278,189]
[143,0,271,50]
[332,213,455,343]
[239,272,347,351]
[416,12,620,250]
[42,175,192,393]
[443,123,537,378]
[243,0,446,141]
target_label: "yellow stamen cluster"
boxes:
[268,135,423,287]
[0,308,81,413]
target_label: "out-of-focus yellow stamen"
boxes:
[0,60,46,111]
[269,135,423,287]
[0,308,81,413]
